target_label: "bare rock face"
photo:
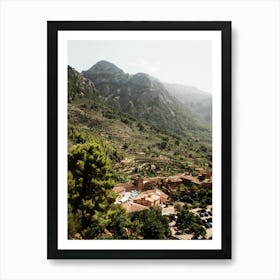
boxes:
[68,66,97,102]
[83,60,130,85]
[129,73,152,88]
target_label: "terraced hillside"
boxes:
[68,65,212,184]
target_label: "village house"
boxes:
[122,201,148,213]
[134,171,212,194]
[114,182,138,191]
[136,177,163,190]
[113,168,212,211]
[113,183,140,204]
[164,175,183,191]
[113,182,138,202]
[133,189,168,207]
[113,182,137,199]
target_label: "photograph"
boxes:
[48,21,231,258]
[2,0,280,278]
[67,40,213,241]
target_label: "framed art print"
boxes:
[47,21,231,259]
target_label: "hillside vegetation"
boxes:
[67,62,213,240]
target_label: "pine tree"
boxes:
[68,141,118,238]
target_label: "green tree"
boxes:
[176,207,197,230]
[130,207,171,239]
[190,223,206,239]
[106,205,131,239]
[68,205,83,239]
[68,141,128,239]
[176,207,206,239]
[159,141,167,150]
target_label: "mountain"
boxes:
[68,65,212,179]
[68,65,97,102]
[67,63,213,242]
[82,60,210,139]
[164,83,212,124]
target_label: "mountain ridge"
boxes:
[164,83,212,124]
[68,67,212,180]
[81,60,211,140]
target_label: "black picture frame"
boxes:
[47,21,231,259]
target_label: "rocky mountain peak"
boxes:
[129,72,153,88]
[86,60,124,75]
[77,60,211,136]
[82,60,130,85]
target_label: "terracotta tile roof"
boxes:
[150,194,160,201]
[112,186,126,193]
[122,202,148,213]
[133,189,168,201]
[153,189,168,198]
[113,182,136,191]
[145,197,154,203]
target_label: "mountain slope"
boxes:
[82,60,211,140]
[68,65,97,102]
[68,65,212,180]
[164,83,212,124]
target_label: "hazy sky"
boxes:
[68,40,212,93]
